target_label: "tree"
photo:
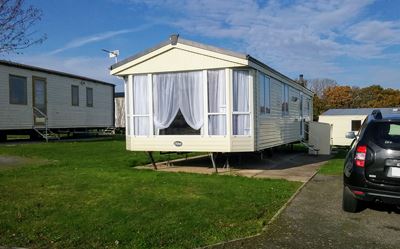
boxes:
[0,0,46,54]
[313,94,326,121]
[323,85,353,109]
[308,78,337,97]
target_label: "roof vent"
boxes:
[170,34,179,45]
[297,74,306,87]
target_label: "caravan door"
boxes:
[32,77,47,125]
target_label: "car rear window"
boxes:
[366,122,400,149]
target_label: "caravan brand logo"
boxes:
[173,141,183,147]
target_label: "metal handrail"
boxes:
[33,106,47,118]
[33,106,48,142]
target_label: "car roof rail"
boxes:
[372,109,383,119]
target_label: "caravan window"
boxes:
[208,69,226,135]
[9,75,27,105]
[86,87,93,107]
[132,75,150,136]
[71,85,79,106]
[232,70,250,135]
[259,72,270,115]
[351,120,362,131]
[152,71,203,135]
[304,97,311,117]
[281,84,289,115]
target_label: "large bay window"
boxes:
[126,69,252,137]
[207,70,226,135]
[233,70,250,135]
[259,72,270,115]
[153,71,204,135]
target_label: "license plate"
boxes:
[388,167,400,178]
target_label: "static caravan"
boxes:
[319,108,399,146]
[114,92,125,130]
[110,35,313,154]
[0,60,115,141]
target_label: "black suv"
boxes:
[343,109,400,212]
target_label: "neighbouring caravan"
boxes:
[319,108,399,146]
[110,35,314,153]
[114,92,125,130]
[0,60,115,141]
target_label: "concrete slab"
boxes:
[136,150,331,182]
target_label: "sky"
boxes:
[3,0,400,92]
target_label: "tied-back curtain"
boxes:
[208,70,226,135]
[153,73,180,133]
[153,71,204,133]
[178,71,204,130]
[233,70,250,135]
[133,75,150,136]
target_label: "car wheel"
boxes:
[342,186,360,213]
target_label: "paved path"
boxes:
[212,175,400,249]
[138,152,331,182]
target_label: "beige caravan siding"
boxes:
[113,46,247,75]
[318,115,367,146]
[256,73,312,151]
[0,64,114,130]
[127,136,230,152]
[0,65,33,129]
[46,78,113,128]
[115,97,125,128]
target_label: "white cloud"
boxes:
[48,24,152,55]
[346,20,400,45]
[123,0,400,83]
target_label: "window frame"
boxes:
[9,74,28,105]
[232,69,251,136]
[259,72,271,116]
[351,120,362,132]
[281,84,289,116]
[71,85,79,106]
[132,74,151,137]
[86,87,93,107]
[207,69,227,136]
[304,97,311,117]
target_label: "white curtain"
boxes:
[153,71,204,133]
[233,115,250,135]
[233,70,250,135]
[209,115,226,135]
[133,75,149,136]
[178,71,204,130]
[153,73,180,132]
[208,70,226,135]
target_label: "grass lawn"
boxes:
[0,139,301,249]
[318,149,348,176]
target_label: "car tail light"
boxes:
[355,145,367,167]
[352,190,365,195]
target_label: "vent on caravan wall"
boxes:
[170,34,179,45]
